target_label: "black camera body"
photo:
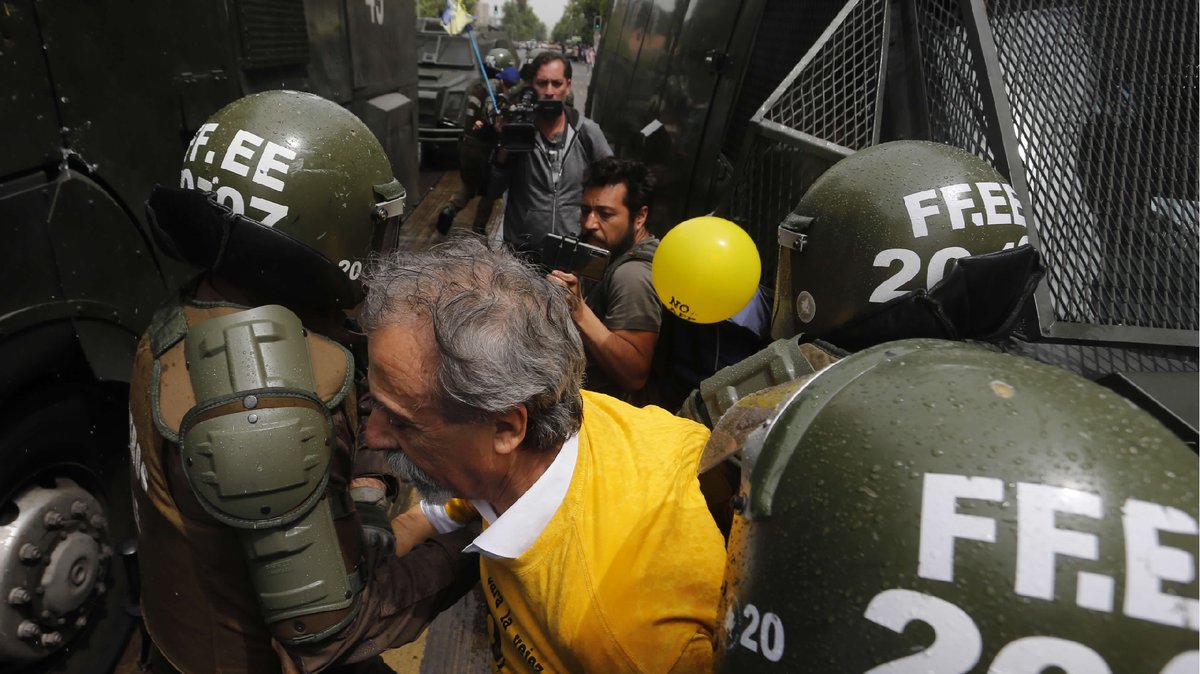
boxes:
[500,87,564,152]
[500,86,537,152]
[541,233,610,281]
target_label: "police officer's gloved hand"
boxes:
[350,484,395,552]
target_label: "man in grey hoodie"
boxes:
[489,51,612,258]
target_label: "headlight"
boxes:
[442,91,465,121]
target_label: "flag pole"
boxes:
[443,0,500,114]
[466,29,501,113]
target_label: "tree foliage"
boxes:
[417,0,486,23]
[551,0,606,45]
[500,0,546,42]
[417,0,446,19]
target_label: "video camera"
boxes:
[499,87,564,152]
[541,233,610,281]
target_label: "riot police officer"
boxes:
[681,141,1197,671]
[712,338,1198,672]
[130,90,476,673]
[683,140,1043,425]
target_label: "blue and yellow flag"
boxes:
[440,0,474,35]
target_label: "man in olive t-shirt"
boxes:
[546,157,661,403]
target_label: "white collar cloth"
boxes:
[418,432,580,560]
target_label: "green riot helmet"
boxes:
[485,47,517,75]
[715,339,1199,673]
[772,141,1031,342]
[148,90,406,311]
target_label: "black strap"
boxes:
[149,299,188,357]
[825,245,1045,351]
[565,107,596,164]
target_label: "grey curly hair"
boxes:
[359,236,585,451]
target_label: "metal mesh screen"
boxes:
[761,0,889,149]
[725,138,837,271]
[725,0,846,159]
[1001,339,1199,379]
[911,0,996,163]
[723,0,889,274]
[722,0,1195,375]
[915,0,1199,335]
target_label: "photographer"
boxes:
[489,51,611,258]
[546,158,661,403]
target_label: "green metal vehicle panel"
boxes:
[588,0,848,233]
[416,21,513,150]
[0,2,60,177]
[0,2,422,671]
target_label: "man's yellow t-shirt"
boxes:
[477,391,725,673]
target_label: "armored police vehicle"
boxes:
[416,17,514,160]
[0,1,420,671]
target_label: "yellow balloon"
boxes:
[652,216,761,324]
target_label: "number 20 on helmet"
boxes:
[714,339,1198,673]
[772,141,1030,340]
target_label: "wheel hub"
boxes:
[0,477,111,666]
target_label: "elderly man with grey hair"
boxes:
[359,236,725,673]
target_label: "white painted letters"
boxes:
[918,473,1004,582]
[901,181,1028,238]
[1002,183,1026,226]
[221,129,265,177]
[864,589,982,673]
[215,185,245,214]
[978,181,1014,226]
[1014,483,1107,609]
[250,196,289,226]
[904,189,939,238]
[187,122,218,162]
[939,183,974,231]
[253,141,296,192]
[1123,499,1200,630]
[989,636,1111,673]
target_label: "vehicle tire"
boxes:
[0,383,136,674]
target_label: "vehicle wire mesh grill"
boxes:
[915,0,1199,336]
[761,0,889,148]
[724,0,889,276]
[726,139,836,272]
[237,0,311,69]
[911,0,996,164]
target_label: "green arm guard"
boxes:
[179,305,361,645]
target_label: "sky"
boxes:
[527,0,568,32]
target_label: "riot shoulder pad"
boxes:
[177,304,362,644]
